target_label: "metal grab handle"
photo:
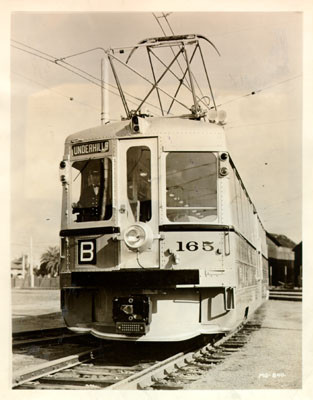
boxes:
[224,230,231,256]
[224,287,235,311]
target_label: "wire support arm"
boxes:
[135,47,184,114]
[126,34,220,64]
[182,47,199,116]
[147,48,164,116]
[107,54,131,118]
[108,50,191,113]
[198,44,217,111]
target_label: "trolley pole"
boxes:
[100,57,109,124]
[104,57,109,123]
[101,58,104,125]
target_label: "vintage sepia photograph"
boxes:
[5,5,311,396]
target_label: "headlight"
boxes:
[59,160,69,185]
[123,223,153,252]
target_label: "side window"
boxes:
[166,152,217,222]
[127,146,151,222]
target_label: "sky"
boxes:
[9,11,304,264]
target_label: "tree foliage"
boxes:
[39,246,60,277]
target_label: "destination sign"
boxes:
[72,141,109,156]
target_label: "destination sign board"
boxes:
[72,140,109,156]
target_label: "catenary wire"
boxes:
[11,41,163,116]
[12,70,101,111]
[153,13,207,103]
[226,117,300,130]
[12,39,301,116]
[215,75,302,109]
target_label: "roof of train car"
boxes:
[65,116,225,144]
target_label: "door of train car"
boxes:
[117,138,159,269]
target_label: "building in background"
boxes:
[10,255,27,278]
[266,233,296,287]
[293,241,302,288]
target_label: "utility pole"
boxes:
[30,236,34,288]
[22,254,25,278]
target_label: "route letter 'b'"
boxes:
[78,239,97,264]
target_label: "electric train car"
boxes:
[59,34,269,341]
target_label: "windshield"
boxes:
[166,152,217,222]
[71,158,112,223]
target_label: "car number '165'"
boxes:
[176,241,214,252]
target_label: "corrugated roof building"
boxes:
[266,233,296,287]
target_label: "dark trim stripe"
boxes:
[63,270,199,288]
[60,226,120,237]
[159,224,234,232]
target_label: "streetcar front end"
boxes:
[59,118,248,341]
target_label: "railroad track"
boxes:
[269,289,302,301]
[13,328,88,348]
[13,342,162,390]
[13,319,262,390]
[110,321,262,390]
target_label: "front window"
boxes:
[166,152,217,222]
[71,158,112,222]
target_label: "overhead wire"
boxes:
[11,40,163,116]
[162,12,175,35]
[12,70,101,111]
[227,117,300,130]
[13,39,164,115]
[161,10,205,99]
[11,45,112,91]
[152,13,192,90]
[153,13,208,105]
[153,14,301,114]
[12,44,129,119]
[163,13,208,103]
[215,75,302,109]
[12,37,300,120]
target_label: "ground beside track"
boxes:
[12,289,66,372]
[186,300,302,390]
[11,289,65,333]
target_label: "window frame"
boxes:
[163,151,219,224]
[126,145,152,223]
[70,156,113,225]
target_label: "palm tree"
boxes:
[40,246,60,277]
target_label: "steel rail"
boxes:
[107,322,248,390]
[106,352,187,390]
[12,347,102,388]
[12,315,265,390]
[13,331,86,348]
